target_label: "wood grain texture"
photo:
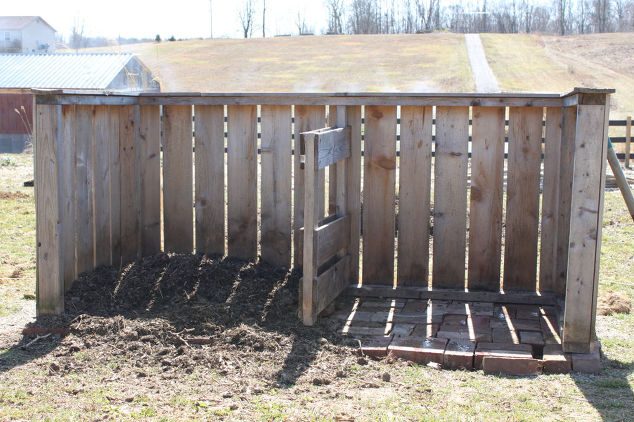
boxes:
[503,107,543,291]
[92,106,112,267]
[468,107,505,291]
[316,127,350,169]
[74,105,94,275]
[314,215,349,267]
[362,105,396,286]
[302,131,320,325]
[194,105,225,256]
[539,107,563,294]
[139,105,161,256]
[35,104,64,314]
[397,106,432,286]
[108,107,121,267]
[313,255,350,316]
[227,105,257,259]
[293,105,326,266]
[346,106,362,284]
[59,105,76,286]
[327,106,338,215]
[563,103,608,352]
[163,105,193,253]
[260,105,292,267]
[432,106,469,289]
[119,105,141,262]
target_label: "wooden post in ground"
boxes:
[562,92,610,354]
[626,116,631,168]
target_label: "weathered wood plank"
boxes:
[556,107,577,293]
[539,107,563,294]
[139,105,161,257]
[433,106,469,289]
[362,105,396,285]
[75,105,95,275]
[163,105,193,253]
[293,105,325,266]
[468,107,505,291]
[563,102,608,353]
[59,105,76,286]
[92,106,112,267]
[227,105,257,259]
[302,131,320,325]
[315,127,351,169]
[327,106,338,215]
[313,255,350,316]
[108,107,121,267]
[504,107,543,291]
[119,105,141,262]
[397,106,432,286]
[346,106,362,284]
[315,215,350,267]
[194,105,225,256]
[36,104,64,314]
[260,105,292,267]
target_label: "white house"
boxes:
[0,16,56,53]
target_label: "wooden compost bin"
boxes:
[33,88,612,355]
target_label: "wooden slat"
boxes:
[260,105,292,267]
[625,116,631,168]
[315,215,350,267]
[397,106,432,286]
[556,107,577,293]
[293,105,326,266]
[302,131,320,325]
[539,107,563,294]
[315,127,351,169]
[563,101,608,353]
[433,106,469,289]
[59,105,76,286]
[503,107,543,291]
[163,105,193,253]
[313,255,350,316]
[468,107,505,291]
[108,107,121,267]
[139,105,161,256]
[194,105,225,256]
[346,106,362,284]
[92,106,112,267]
[327,106,338,215]
[119,105,141,262]
[362,105,396,285]
[75,105,94,275]
[227,105,257,259]
[35,104,64,314]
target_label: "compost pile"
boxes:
[27,253,356,384]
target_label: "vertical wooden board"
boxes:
[302,132,320,325]
[92,106,112,268]
[260,105,292,267]
[432,106,469,289]
[194,105,225,256]
[556,107,577,292]
[468,107,505,291]
[119,105,141,262]
[75,105,94,276]
[397,106,432,286]
[227,105,257,259]
[328,106,338,215]
[59,105,76,287]
[108,107,121,267]
[162,105,193,253]
[139,105,161,256]
[539,107,563,294]
[563,103,608,351]
[346,106,362,284]
[35,104,64,314]
[503,107,543,291]
[362,105,396,285]
[293,105,326,266]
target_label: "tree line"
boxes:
[238,0,634,37]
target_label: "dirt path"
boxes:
[465,33,500,93]
[0,300,35,347]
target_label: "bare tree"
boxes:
[71,17,85,50]
[239,0,255,38]
[296,11,313,34]
[262,0,266,37]
[348,0,381,33]
[326,0,345,33]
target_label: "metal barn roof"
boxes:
[0,53,141,89]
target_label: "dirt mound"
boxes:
[0,191,30,200]
[597,291,632,316]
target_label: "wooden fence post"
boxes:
[562,92,610,353]
[626,115,631,168]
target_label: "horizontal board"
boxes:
[313,254,351,317]
[315,127,351,169]
[315,215,350,267]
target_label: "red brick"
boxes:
[474,343,533,369]
[339,324,391,337]
[490,319,512,329]
[443,339,475,370]
[388,336,448,364]
[519,330,544,346]
[331,310,389,323]
[491,327,517,344]
[392,314,438,324]
[401,300,429,315]
[436,327,492,343]
[571,348,601,374]
[510,319,541,331]
[542,344,571,374]
[515,308,540,320]
[359,336,393,358]
[442,314,467,326]
[470,315,491,329]
[482,356,541,376]
[391,324,415,337]
[410,323,439,338]
[469,302,494,316]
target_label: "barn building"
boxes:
[0,53,159,152]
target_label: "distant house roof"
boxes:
[0,53,158,91]
[0,16,56,32]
